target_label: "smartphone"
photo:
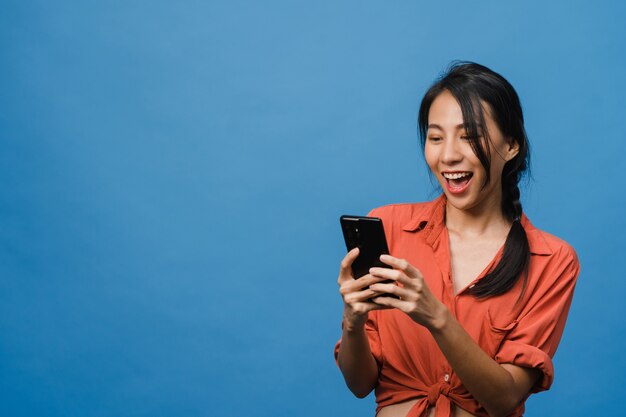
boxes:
[340,215,392,279]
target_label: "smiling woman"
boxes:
[334,62,579,417]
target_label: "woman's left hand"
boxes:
[369,254,449,331]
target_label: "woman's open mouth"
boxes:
[442,171,473,194]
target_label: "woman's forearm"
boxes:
[429,309,538,417]
[337,324,379,398]
[336,249,383,399]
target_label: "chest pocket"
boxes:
[482,308,519,357]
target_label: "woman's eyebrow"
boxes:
[428,123,483,131]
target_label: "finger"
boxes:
[343,284,388,303]
[379,255,424,281]
[369,303,394,311]
[342,272,395,296]
[352,300,394,313]
[357,274,393,288]
[339,274,372,295]
[368,267,404,282]
[370,282,419,300]
[369,271,424,296]
[338,247,360,284]
[369,282,400,296]
[340,273,391,295]
[371,296,414,311]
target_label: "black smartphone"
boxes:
[340,215,392,279]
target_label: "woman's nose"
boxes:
[441,138,463,164]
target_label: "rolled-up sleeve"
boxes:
[335,311,383,367]
[495,245,580,392]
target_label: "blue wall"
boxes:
[1,1,624,416]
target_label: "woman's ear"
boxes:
[505,139,520,161]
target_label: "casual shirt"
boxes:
[335,195,580,417]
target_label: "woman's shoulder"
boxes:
[522,218,580,274]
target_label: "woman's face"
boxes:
[424,90,519,215]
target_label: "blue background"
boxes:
[1,1,625,416]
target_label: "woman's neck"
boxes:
[444,196,511,239]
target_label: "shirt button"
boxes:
[444,373,450,382]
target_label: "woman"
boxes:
[335,62,579,417]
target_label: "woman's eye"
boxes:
[461,134,482,141]
[428,136,442,142]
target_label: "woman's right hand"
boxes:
[338,248,388,331]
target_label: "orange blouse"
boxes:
[335,195,580,417]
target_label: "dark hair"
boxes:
[418,61,530,298]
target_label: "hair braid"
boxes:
[470,162,530,298]
[502,167,523,221]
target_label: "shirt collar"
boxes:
[401,194,553,256]
[520,215,552,255]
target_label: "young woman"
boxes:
[335,62,579,417]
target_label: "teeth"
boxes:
[443,172,471,180]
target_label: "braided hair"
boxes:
[418,61,530,298]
